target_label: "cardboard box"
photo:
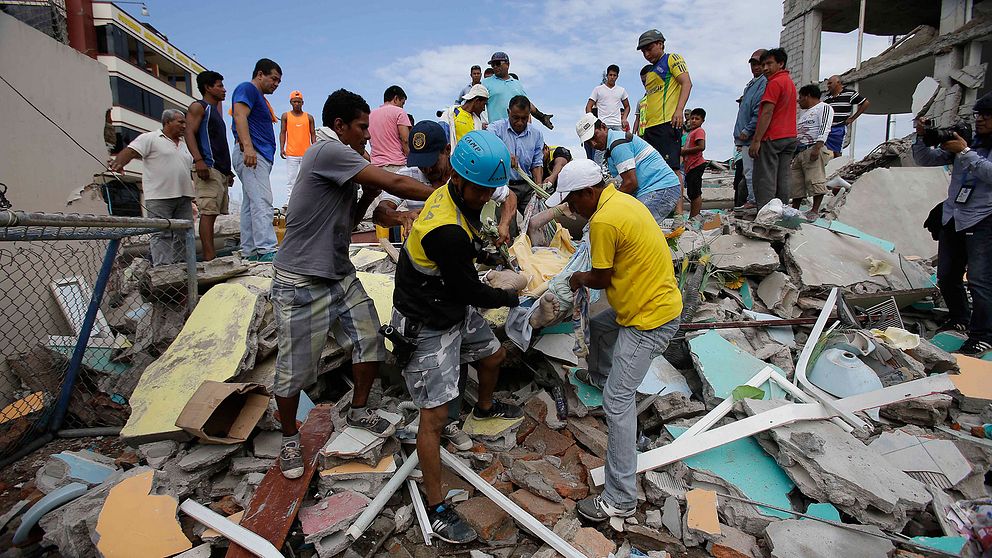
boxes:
[175,381,269,444]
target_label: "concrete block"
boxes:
[458,496,517,542]
[756,271,800,319]
[743,399,931,531]
[566,416,608,458]
[138,440,179,469]
[510,458,587,502]
[300,491,371,543]
[523,423,575,456]
[229,456,272,475]
[708,233,780,276]
[178,443,242,472]
[251,431,282,459]
[765,519,894,558]
[571,526,616,558]
[508,489,566,526]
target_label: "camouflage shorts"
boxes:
[391,308,501,409]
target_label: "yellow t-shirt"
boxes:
[452,107,477,145]
[589,185,683,330]
[642,53,688,129]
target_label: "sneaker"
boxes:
[279,438,304,480]
[470,400,523,421]
[255,251,276,263]
[574,368,604,389]
[959,339,992,356]
[937,320,968,334]
[346,408,397,438]
[576,495,635,523]
[442,422,473,451]
[427,504,477,544]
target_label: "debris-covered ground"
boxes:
[2,148,992,558]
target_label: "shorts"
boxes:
[642,123,682,171]
[271,269,387,398]
[193,167,230,215]
[825,125,845,154]
[685,164,704,200]
[790,146,831,199]
[392,307,501,409]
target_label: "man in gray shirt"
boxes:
[270,89,434,479]
[912,92,992,356]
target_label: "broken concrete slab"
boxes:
[250,431,282,459]
[637,355,692,397]
[688,330,787,406]
[869,428,971,487]
[742,398,931,531]
[139,440,179,469]
[708,233,780,276]
[784,224,933,291]
[566,416,608,459]
[229,457,271,475]
[755,271,800,319]
[121,283,266,443]
[831,167,947,258]
[178,443,242,472]
[523,423,576,456]
[879,393,952,427]
[508,489,567,526]
[95,469,192,557]
[510,458,587,502]
[35,450,119,494]
[663,496,682,539]
[299,491,370,543]
[667,426,794,521]
[765,519,894,558]
[708,524,761,558]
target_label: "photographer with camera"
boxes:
[913,92,992,356]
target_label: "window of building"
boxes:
[96,23,193,96]
[109,76,184,121]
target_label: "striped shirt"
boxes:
[604,129,680,198]
[796,102,835,146]
[824,88,867,126]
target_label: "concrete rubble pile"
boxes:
[5,152,992,558]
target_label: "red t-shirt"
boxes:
[758,70,797,141]
[684,127,706,171]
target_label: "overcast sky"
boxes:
[136,0,906,206]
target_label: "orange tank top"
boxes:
[285,111,312,157]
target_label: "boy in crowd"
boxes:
[681,108,707,218]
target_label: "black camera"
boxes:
[921,121,973,147]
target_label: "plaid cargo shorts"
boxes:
[271,269,387,398]
[391,307,501,409]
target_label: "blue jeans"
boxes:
[740,146,756,204]
[588,308,680,509]
[638,187,681,225]
[938,214,992,343]
[232,147,277,256]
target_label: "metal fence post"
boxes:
[49,238,120,432]
[185,226,198,313]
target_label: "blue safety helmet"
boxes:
[450,130,511,189]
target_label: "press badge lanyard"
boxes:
[956,168,974,204]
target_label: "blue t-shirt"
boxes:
[483,75,527,123]
[605,129,680,198]
[231,82,276,163]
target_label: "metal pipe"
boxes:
[347,449,420,540]
[0,210,191,230]
[184,227,199,313]
[57,427,122,438]
[401,446,433,545]
[50,238,120,431]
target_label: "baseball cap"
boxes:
[575,113,598,143]
[637,29,665,50]
[546,160,603,206]
[488,51,509,65]
[462,83,490,101]
[406,120,448,168]
[290,90,303,100]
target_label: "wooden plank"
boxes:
[226,404,333,558]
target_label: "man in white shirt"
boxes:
[586,65,630,164]
[109,109,194,266]
[790,84,835,220]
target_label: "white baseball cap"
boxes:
[462,83,490,100]
[546,159,603,206]
[575,113,598,143]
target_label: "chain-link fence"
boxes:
[0,211,197,459]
